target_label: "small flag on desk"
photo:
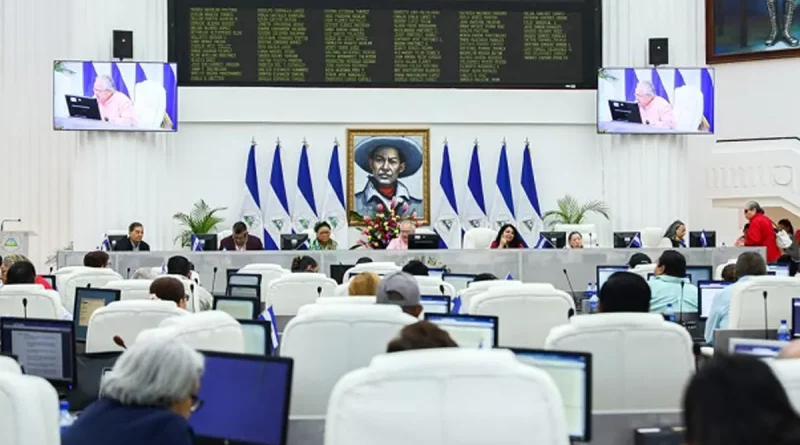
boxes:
[99,235,110,251]
[161,263,167,275]
[506,272,514,280]
[630,232,643,248]
[451,296,462,314]
[258,305,280,350]
[700,230,708,248]
[533,235,548,249]
[190,234,204,252]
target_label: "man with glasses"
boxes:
[92,75,137,126]
[743,200,781,262]
[634,80,677,130]
[387,220,416,250]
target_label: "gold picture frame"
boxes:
[347,128,431,225]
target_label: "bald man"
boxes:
[778,340,800,359]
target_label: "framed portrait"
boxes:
[706,0,800,63]
[347,128,431,225]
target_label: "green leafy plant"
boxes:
[54,61,76,75]
[543,195,610,227]
[598,68,618,82]
[173,200,227,248]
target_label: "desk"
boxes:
[53,116,143,131]
[58,247,761,295]
[597,121,696,134]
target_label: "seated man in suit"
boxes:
[219,221,263,251]
[112,222,150,252]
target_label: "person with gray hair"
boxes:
[704,251,768,344]
[634,80,677,129]
[61,336,203,445]
[743,200,781,262]
[386,220,416,250]
[92,74,138,126]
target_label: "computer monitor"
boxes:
[613,232,641,248]
[420,295,451,314]
[227,286,261,300]
[189,352,293,445]
[768,263,791,277]
[511,348,592,442]
[213,296,259,320]
[41,274,57,290]
[192,233,218,251]
[537,231,566,249]
[107,234,127,250]
[793,298,800,338]
[67,351,122,411]
[442,273,477,292]
[408,233,440,250]
[225,268,240,285]
[424,314,498,349]
[729,338,784,358]
[329,264,354,284]
[0,317,75,390]
[686,266,712,285]
[698,280,732,319]
[280,233,309,250]
[73,287,122,342]
[228,273,261,288]
[428,268,445,279]
[239,320,272,355]
[596,265,628,291]
[689,231,716,248]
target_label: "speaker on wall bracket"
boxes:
[113,30,133,60]
[648,38,669,67]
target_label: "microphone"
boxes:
[562,268,577,297]
[589,233,594,248]
[49,267,53,274]
[0,218,21,232]
[317,286,322,298]
[112,335,127,350]
[763,290,769,340]
[126,267,131,279]
[22,298,27,319]
[439,284,446,296]
[678,280,685,324]
[211,267,218,293]
[87,283,92,288]
[189,283,198,312]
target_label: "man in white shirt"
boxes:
[166,255,212,311]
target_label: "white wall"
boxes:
[1,0,707,266]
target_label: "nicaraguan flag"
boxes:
[516,141,545,248]
[533,235,548,249]
[258,305,280,350]
[264,143,292,250]
[99,235,111,251]
[651,68,669,102]
[701,68,715,133]
[700,230,708,247]
[111,63,129,98]
[135,63,148,84]
[674,68,686,89]
[434,142,462,249]
[161,263,167,274]
[190,234,204,252]
[451,296,462,314]
[489,142,516,230]
[462,142,488,230]
[239,143,266,245]
[292,142,319,234]
[321,143,349,246]
[506,272,514,280]
[624,68,639,102]
[630,232,643,248]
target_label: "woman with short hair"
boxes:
[309,221,338,250]
[62,337,204,445]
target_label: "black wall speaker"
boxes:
[648,38,669,66]
[113,30,133,60]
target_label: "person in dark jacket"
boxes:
[112,222,151,251]
[62,336,204,445]
[218,221,264,251]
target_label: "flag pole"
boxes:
[443,137,448,146]
[333,137,339,146]
[251,136,257,146]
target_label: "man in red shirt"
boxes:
[743,201,781,262]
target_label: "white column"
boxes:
[600,0,705,231]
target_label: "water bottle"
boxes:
[778,319,791,342]
[59,400,73,434]
[665,303,676,322]
[586,283,599,314]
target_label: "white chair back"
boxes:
[0,285,61,319]
[334,283,349,296]
[133,80,167,129]
[631,263,657,280]
[238,263,290,304]
[728,276,800,330]
[415,276,456,297]
[280,304,417,416]
[105,279,154,301]
[267,273,337,316]
[714,259,737,280]
[0,356,21,374]
[545,313,694,410]
[326,349,569,445]
[770,359,800,414]
[85,300,186,353]
[456,280,523,314]
[462,227,495,249]
[673,85,704,132]
[469,284,575,348]
[59,268,123,314]
[316,296,377,305]
[153,310,244,353]
[343,263,401,282]
[0,372,60,445]
[641,227,665,248]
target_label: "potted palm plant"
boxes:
[173,200,227,248]
[543,195,610,227]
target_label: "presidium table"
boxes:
[58,247,762,295]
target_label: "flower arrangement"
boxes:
[349,198,421,249]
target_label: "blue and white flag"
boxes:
[99,234,111,251]
[239,143,265,245]
[451,296,462,314]
[516,141,545,248]
[190,234,204,252]
[264,143,292,250]
[292,142,319,233]
[461,142,488,230]
[700,230,708,248]
[533,235,548,249]
[506,272,514,280]
[489,142,516,230]
[434,142,462,249]
[258,305,280,350]
[321,143,349,246]
[630,232,643,248]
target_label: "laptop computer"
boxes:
[608,100,643,124]
[713,329,778,356]
[65,95,102,120]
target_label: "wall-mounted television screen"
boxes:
[53,61,178,132]
[597,67,715,135]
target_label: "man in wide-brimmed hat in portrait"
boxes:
[354,136,423,218]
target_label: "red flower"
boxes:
[390,197,397,208]
[376,203,384,212]
[363,216,372,224]
[415,220,423,227]
[402,202,409,213]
